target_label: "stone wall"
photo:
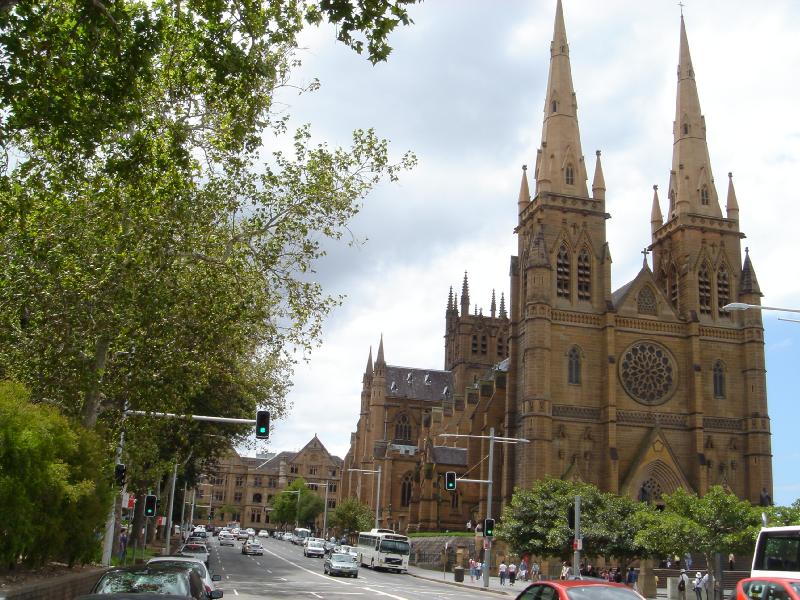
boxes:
[0,568,105,600]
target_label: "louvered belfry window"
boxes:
[557,245,571,299]
[699,263,712,314]
[577,248,591,300]
[717,267,730,315]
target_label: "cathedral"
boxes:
[339,1,772,533]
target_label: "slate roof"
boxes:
[611,278,636,308]
[431,446,468,467]
[385,366,454,402]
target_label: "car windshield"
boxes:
[790,583,800,595]
[567,585,644,600]
[380,540,410,555]
[149,560,205,579]
[309,542,323,548]
[332,554,354,563]
[94,570,190,594]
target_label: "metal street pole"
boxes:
[296,490,301,529]
[101,404,128,566]
[573,496,581,578]
[483,427,494,589]
[188,489,196,530]
[323,484,329,539]
[179,481,187,539]
[165,461,177,555]
[375,466,382,530]
[722,302,800,314]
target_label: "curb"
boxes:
[407,570,511,596]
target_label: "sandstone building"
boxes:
[340,1,772,532]
[196,435,341,532]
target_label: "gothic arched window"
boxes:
[713,361,726,398]
[395,414,412,442]
[480,335,487,355]
[577,247,591,301]
[565,164,575,186]
[557,245,571,299]
[700,185,710,206]
[568,347,581,385]
[699,262,712,314]
[471,334,477,355]
[551,100,558,113]
[637,286,657,315]
[683,123,689,135]
[668,264,679,309]
[717,266,730,315]
[401,474,413,507]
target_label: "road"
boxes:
[206,535,498,600]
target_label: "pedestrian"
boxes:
[508,561,517,586]
[476,561,482,580]
[701,571,710,600]
[499,560,508,585]
[519,559,527,583]
[685,553,693,571]
[678,569,690,600]
[626,567,637,589]
[728,553,735,571]
[693,572,703,600]
[561,561,571,580]
[469,558,476,583]
[532,559,540,581]
[118,530,128,563]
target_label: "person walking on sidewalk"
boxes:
[499,561,507,585]
[678,569,689,600]
[469,558,476,582]
[729,553,735,571]
[532,559,540,581]
[693,572,704,600]
[508,561,518,586]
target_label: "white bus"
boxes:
[752,526,800,578]
[292,527,311,545]
[357,528,410,573]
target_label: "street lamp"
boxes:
[348,467,382,530]
[722,302,800,314]
[282,489,302,528]
[308,482,332,539]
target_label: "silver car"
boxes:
[147,556,222,595]
[324,552,359,577]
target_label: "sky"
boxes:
[247,0,800,506]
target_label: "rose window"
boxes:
[619,341,676,405]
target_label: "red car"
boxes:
[515,580,645,600]
[736,577,800,600]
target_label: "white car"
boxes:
[258,530,269,538]
[147,556,221,595]
[218,532,235,546]
[246,528,256,536]
[304,540,325,558]
[178,542,210,567]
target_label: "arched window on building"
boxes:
[700,185,710,206]
[565,164,575,186]
[401,474,413,507]
[480,335,487,355]
[471,334,478,355]
[668,264,679,309]
[717,266,730,316]
[637,286,657,316]
[713,361,726,398]
[698,262,712,314]
[567,347,581,385]
[557,245,571,299]
[577,247,591,301]
[395,414,412,442]
[551,99,558,113]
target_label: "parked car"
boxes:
[218,532,235,547]
[76,564,221,599]
[258,529,270,538]
[242,539,264,556]
[304,539,325,558]
[147,556,221,596]
[514,580,644,600]
[324,552,359,578]
[283,533,294,543]
[245,528,256,536]
[736,577,800,600]
[178,542,210,567]
[236,529,250,541]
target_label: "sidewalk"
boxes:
[407,565,513,595]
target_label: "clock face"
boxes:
[619,341,678,406]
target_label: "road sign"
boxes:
[572,537,583,550]
[127,494,135,509]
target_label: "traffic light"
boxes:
[445,471,457,491]
[210,506,215,519]
[114,463,126,487]
[483,518,495,537]
[144,494,157,517]
[255,410,270,439]
[568,504,575,529]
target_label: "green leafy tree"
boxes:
[0,381,112,569]
[331,496,374,536]
[271,478,323,528]
[634,486,761,592]
[764,500,800,526]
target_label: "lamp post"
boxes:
[283,489,302,528]
[309,482,332,539]
[722,302,800,314]
[348,467,382,529]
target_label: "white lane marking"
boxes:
[255,561,261,566]
[266,569,272,574]
[361,586,410,600]
[261,546,353,587]
[233,589,239,596]
[310,593,323,599]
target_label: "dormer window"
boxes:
[700,185,709,206]
[565,164,575,186]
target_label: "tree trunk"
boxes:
[81,336,110,428]
[130,489,146,549]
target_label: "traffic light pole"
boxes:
[165,461,178,555]
[572,496,582,578]
[102,404,128,566]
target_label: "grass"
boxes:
[111,545,161,566]
[407,531,475,538]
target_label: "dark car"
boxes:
[515,580,645,600]
[736,577,800,600]
[76,564,222,599]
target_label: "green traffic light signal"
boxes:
[255,410,270,440]
[144,494,157,517]
[484,518,495,537]
[445,471,456,490]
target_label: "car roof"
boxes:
[740,577,800,584]
[533,580,630,588]
[149,556,206,566]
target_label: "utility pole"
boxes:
[573,496,582,578]
[347,467,382,529]
[165,461,178,554]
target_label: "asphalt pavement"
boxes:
[206,534,504,600]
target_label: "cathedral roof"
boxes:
[431,445,468,467]
[610,279,637,307]
[385,365,454,402]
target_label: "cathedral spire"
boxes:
[376,334,385,366]
[592,150,605,201]
[365,347,373,376]
[669,15,722,219]
[740,248,762,296]
[490,289,497,318]
[651,184,663,233]
[499,292,507,319]
[726,172,740,221]
[535,0,588,197]
[460,271,470,316]
[447,286,454,313]
[518,165,531,215]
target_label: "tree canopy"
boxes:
[330,496,374,535]
[270,477,324,527]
